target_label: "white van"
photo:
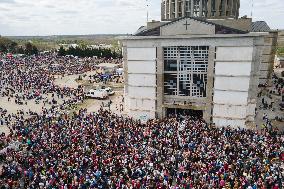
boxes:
[85,89,108,100]
[104,87,115,96]
[96,86,115,96]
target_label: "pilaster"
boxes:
[204,46,215,123]
[156,47,164,119]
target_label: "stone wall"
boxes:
[259,32,278,85]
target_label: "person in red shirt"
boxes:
[280,152,284,161]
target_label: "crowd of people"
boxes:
[256,71,284,130]
[48,55,124,84]
[271,73,284,98]
[258,73,283,109]
[47,55,122,76]
[0,54,123,131]
[0,109,283,188]
[0,55,87,128]
[0,54,283,188]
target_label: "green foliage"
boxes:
[0,37,38,55]
[58,46,66,56]
[2,35,123,56]
[16,46,25,54]
[24,42,38,55]
[0,37,18,53]
[277,47,284,56]
[5,35,123,55]
[58,46,122,59]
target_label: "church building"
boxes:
[121,1,271,128]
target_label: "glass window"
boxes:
[163,46,209,98]
[164,60,178,71]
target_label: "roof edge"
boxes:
[119,33,269,40]
[135,16,249,36]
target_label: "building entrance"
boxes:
[166,108,203,119]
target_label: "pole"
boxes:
[147,10,149,22]
[251,0,254,18]
[146,0,149,22]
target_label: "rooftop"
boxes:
[135,17,249,36]
[251,21,271,32]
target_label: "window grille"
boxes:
[164,46,209,98]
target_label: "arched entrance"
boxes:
[166,108,203,119]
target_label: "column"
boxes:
[182,0,185,17]
[228,0,233,17]
[175,0,179,18]
[169,0,173,20]
[170,0,174,20]
[199,0,203,17]
[162,0,165,20]
[232,0,236,17]
[122,46,129,112]
[207,0,212,17]
[215,0,220,17]
[204,46,215,123]
[156,47,164,119]
[236,0,240,18]
[191,0,194,17]
[167,0,170,20]
[223,0,228,17]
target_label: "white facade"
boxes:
[213,47,256,128]
[125,47,157,121]
[122,17,266,128]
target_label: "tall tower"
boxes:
[161,0,240,21]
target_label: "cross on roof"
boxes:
[183,20,190,30]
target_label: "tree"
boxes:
[16,46,25,54]
[58,46,66,56]
[61,46,121,58]
[0,44,7,53]
[277,47,284,56]
[32,46,38,55]
[25,42,38,55]
[0,37,18,53]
